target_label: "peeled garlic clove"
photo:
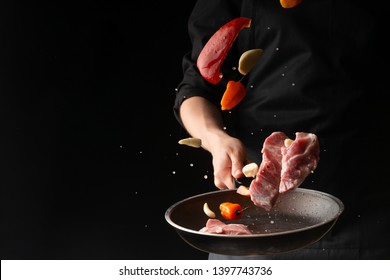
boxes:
[242,162,259,178]
[238,48,263,75]
[236,185,251,197]
[284,138,294,148]
[178,137,202,148]
[203,202,216,218]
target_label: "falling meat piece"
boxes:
[249,131,320,211]
[249,132,288,211]
[280,132,320,193]
[199,218,252,235]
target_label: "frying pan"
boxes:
[165,188,344,256]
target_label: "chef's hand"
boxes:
[206,134,247,190]
[178,96,247,189]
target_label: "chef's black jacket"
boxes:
[174,0,389,259]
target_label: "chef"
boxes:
[173,0,389,259]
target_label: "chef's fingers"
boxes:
[213,159,245,190]
[214,175,235,190]
[212,155,236,190]
[210,135,247,190]
[232,158,245,179]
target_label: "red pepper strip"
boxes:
[220,80,246,110]
[219,202,244,220]
[280,0,303,8]
[197,17,252,85]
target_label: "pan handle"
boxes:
[233,177,253,188]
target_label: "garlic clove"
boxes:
[203,202,216,218]
[242,162,259,178]
[178,137,202,148]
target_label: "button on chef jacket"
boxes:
[173,0,389,259]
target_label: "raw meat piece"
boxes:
[249,131,320,211]
[280,132,320,193]
[249,132,288,211]
[199,218,252,235]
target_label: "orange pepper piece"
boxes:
[280,0,303,8]
[220,80,246,110]
[219,202,244,220]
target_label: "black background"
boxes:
[1,1,214,259]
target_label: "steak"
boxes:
[199,218,252,235]
[249,132,320,211]
[280,132,320,193]
[249,132,287,211]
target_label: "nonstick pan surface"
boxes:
[165,188,344,256]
